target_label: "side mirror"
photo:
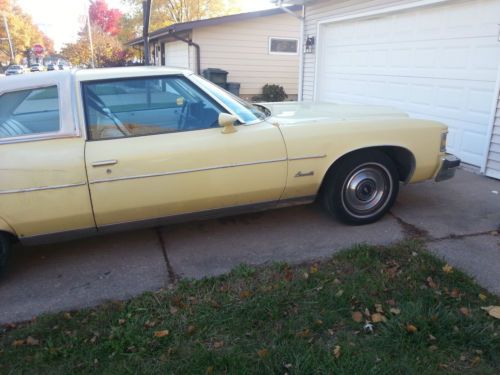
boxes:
[218,113,238,134]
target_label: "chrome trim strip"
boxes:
[89,158,288,184]
[0,182,87,195]
[288,154,327,161]
[92,159,118,167]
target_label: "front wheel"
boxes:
[0,233,12,278]
[322,150,399,225]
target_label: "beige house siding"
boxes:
[193,13,300,98]
[485,82,500,179]
[301,0,428,101]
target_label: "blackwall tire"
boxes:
[0,233,12,278]
[323,150,399,225]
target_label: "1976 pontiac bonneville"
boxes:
[0,67,460,275]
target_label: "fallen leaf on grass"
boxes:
[257,348,269,358]
[63,312,72,320]
[428,334,437,341]
[471,356,481,366]
[374,304,384,313]
[335,289,344,298]
[389,308,401,315]
[427,277,438,289]
[310,264,318,274]
[481,306,500,319]
[442,264,453,273]
[213,341,224,349]
[352,311,363,322]
[459,307,470,317]
[296,329,311,338]
[479,293,487,301]
[154,330,170,338]
[406,324,418,334]
[332,345,341,359]
[118,319,126,325]
[450,288,460,298]
[11,339,25,347]
[26,336,39,346]
[371,313,387,323]
[239,290,252,299]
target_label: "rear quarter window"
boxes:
[0,86,60,139]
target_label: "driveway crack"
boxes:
[155,228,179,285]
[389,212,430,240]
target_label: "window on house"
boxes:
[269,37,299,54]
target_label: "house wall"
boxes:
[192,13,300,99]
[302,0,434,101]
[484,72,500,179]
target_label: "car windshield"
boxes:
[189,74,268,124]
[10,65,22,70]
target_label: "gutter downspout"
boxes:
[169,32,201,75]
[277,1,305,101]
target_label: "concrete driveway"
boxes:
[1,169,499,324]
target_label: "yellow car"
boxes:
[0,67,460,275]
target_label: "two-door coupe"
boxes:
[0,67,460,275]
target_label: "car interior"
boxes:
[0,86,60,139]
[83,77,222,140]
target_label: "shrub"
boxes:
[261,84,288,102]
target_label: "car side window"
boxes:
[82,76,224,141]
[0,86,60,139]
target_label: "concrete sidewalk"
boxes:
[1,169,499,324]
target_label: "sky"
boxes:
[16,0,276,51]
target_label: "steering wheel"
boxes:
[86,89,131,136]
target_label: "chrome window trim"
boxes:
[185,72,247,124]
[89,157,288,184]
[0,182,87,195]
[0,76,81,144]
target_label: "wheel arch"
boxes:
[0,216,17,240]
[318,145,416,195]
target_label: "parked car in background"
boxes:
[30,63,43,72]
[0,67,460,276]
[5,65,25,76]
[47,64,56,71]
[58,64,70,70]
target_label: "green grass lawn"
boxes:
[1,241,499,374]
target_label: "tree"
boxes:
[62,0,130,68]
[121,0,240,40]
[0,0,55,65]
[89,0,122,36]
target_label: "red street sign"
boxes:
[33,44,44,56]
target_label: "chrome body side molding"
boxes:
[0,182,87,195]
[89,158,288,184]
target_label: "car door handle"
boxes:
[91,160,118,167]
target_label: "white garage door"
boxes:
[165,41,189,69]
[316,0,500,166]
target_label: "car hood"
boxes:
[260,102,409,124]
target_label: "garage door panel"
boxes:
[324,37,499,82]
[165,41,189,69]
[317,0,500,165]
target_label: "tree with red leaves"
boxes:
[89,0,123,36]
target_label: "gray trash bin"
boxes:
[226,82,240,96]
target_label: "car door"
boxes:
[0,80,95,240]
[82,74,287,228]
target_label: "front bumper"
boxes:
[435,154,461,182]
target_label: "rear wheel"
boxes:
[0,233,12,278]
[323,150,399,225]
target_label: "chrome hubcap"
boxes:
[342,164,392,217]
